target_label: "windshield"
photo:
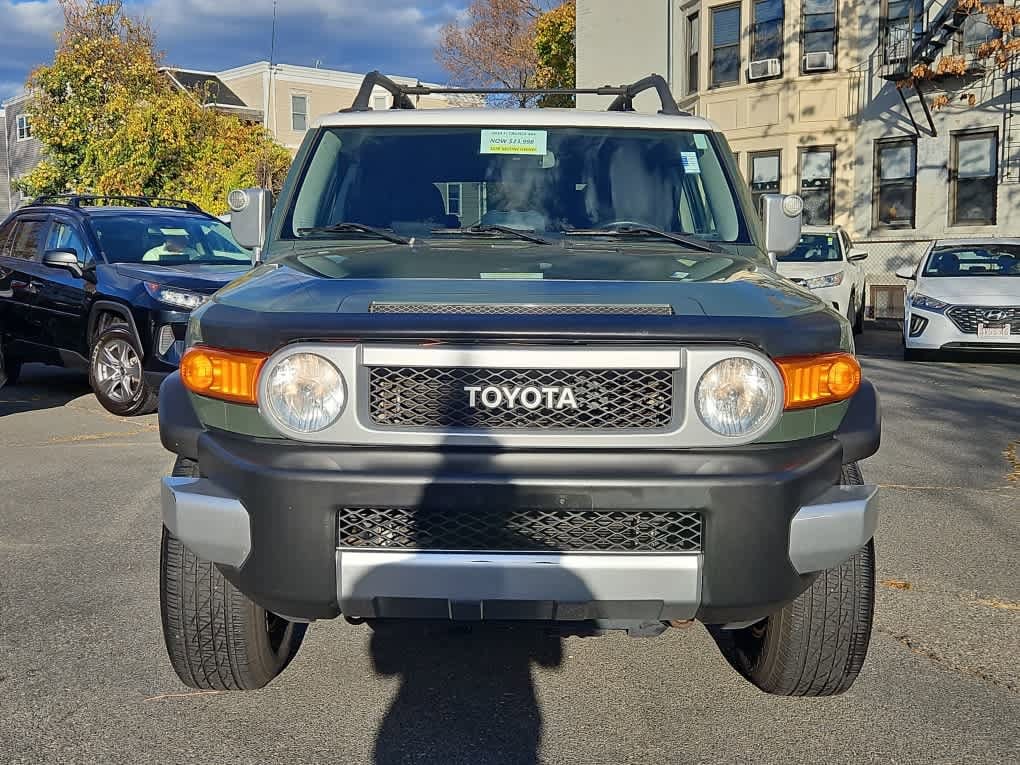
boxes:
[923,245,1020,277]
[283,127,752,245]
[778,233,841,263]
[91,213,250,265]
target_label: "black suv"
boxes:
[0,196,250,415]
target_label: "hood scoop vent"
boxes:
[369,302,673,316]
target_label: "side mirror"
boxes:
[760,194,803,266]
[227,188,273,263]
[894,266,916,280]
[42,248,83,279]
[848,248,869,262]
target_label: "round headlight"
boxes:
[782,194,805,217]
[227,189,250,212]
[263,353,346,433]
[695,358,777,437]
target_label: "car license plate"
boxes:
[977,323,1011,338]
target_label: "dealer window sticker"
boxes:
[681,151,701,174]
[480,129,548,155]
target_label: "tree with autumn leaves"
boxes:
[19,0,290,214]
[436,0,576,107]
[908,0,1020,111]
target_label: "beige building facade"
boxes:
[578,0,1020,304]
[215,62,464,152]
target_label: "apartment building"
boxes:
[577,1,1020,298]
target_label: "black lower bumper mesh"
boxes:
[337,506,702,553]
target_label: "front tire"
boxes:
[89,324,158,416]
[711,463,875,697]
[160,458,307,690]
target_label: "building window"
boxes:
[951,131,998,225]
[16,114,32,141]
[749,150,781,214]
[752,0,784,67]
[874,139,917,228]
[447,183,462,217]
[373,95,388,111]
[687,14,700,94]
[291,95,308,132]
[711,5,741,88]
[882,0,922,64]
[802,0,838,72]
[799,147,835,225]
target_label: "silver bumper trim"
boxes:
[788,484,879,574]
[161,476,251,568]
[337,550,702,621]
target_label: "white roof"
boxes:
[314,107,718,132]
[935,237,1020,246]
[802,224,842,234]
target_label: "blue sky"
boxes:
[1,0,467,101]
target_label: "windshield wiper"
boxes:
[433,224,552,246]
[564,225,720,253]
[297,222,410,246]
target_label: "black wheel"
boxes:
[853,292,865,335]
[710,463,875,697]
[0,344,20,386]
[160,457,307,690]
[89,324,158,416]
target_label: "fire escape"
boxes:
[878,0,1020,181]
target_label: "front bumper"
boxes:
[161,418,879,625]
[905,307,1020,351]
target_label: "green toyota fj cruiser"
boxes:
[158,74,880,695]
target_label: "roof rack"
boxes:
[29,194,205,213]
[347,72,685,116]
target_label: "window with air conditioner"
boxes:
[801,0,837,73]
[750,0,784,79]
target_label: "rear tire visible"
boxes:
[853,293,865,335]
[89,324,158,416]
[160,457,307,690]
[710,463,875,697]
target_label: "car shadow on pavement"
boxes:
[0,363,93,417]
[356,387,596,765]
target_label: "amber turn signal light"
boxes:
[179,347,268,405]
[775,353,861,410]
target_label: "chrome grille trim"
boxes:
[945,305,1020,335]
[369,302,674,316]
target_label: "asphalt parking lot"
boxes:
[1,327,1017,765]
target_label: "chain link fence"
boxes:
[854,238,932,321]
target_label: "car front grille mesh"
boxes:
[368,366,674,430]
[337,506,703,553]
[945,305,1020,335]
[369,302,673,316]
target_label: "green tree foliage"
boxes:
[534,1,576,107]
[19,0,290,214]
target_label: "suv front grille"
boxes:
[338,507,702,553]
[945,305,1020,335]
[369,302,673,316]
[368,367,674,430]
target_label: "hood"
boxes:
[776,262,845,282]
[915,276,1020,305]
[196,243,847,359]
[113,262,250,293]
[213,244,824,320]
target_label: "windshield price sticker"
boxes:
[680,151,701,174]
[480,129,548,155]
